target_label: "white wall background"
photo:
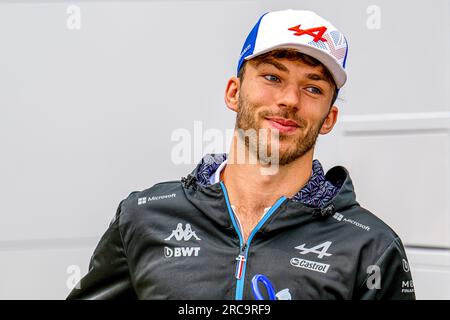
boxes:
[0,0,449,299]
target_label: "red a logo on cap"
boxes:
[288,25,327,42]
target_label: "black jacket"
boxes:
[67,154,415,300]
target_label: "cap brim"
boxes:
[244,43,347,89]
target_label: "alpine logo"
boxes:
[288,24,327,42]
[291,241,332,273]
[295,241,333,259]
[165,223,201,241]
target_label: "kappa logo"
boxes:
[164,223,201,258]
[165,223,201,241]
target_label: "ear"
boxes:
[319,106,338,135]
[224,76,240,112]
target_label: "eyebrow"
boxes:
[254,59,290,73]
[255,59,329,83]
[305,72,328,82]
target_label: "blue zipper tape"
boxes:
[220,181,286,300]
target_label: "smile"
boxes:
[265,117,300,134]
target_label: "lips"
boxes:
[265,117,300,134]
[266,117,299,127]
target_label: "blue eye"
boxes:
[306,87,322,94]
[264,75,280,82]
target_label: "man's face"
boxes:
[235,57,336,166]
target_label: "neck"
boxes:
[222,139,314,214]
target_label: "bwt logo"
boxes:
[164,246,201,258]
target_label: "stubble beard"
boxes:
[235,93,326,166]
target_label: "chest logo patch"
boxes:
[165,223,201,241]
[164,223,201,259]
[291,241,333,274]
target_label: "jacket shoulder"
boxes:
[110,180,183,225]
[338,205,414,298]
[121,180,182,207]
[339,204,401,245]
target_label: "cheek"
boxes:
[301,103,327,122]
[245,80,277,104]
[240,92,269,119]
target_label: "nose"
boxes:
[277,84,300,111]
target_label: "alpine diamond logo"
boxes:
[291,241,333,273]
[295,241,333,259]
[165,223,201,241]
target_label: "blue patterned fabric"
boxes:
[290,159,342,207]
[195,153,342,208]
[196,153,228,186]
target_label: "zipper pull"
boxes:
[235,254,246,279]
[235,243,247,279]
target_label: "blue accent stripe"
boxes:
[236,12,269,75]
[342,36,349,69]
[220,182,243,246]
[219,182,243,300]
[220,180,287,300]
[236,196,286,300]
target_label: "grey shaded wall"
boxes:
[0,0,448,299]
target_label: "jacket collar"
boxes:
[181,153,359,229]
[190,153,343,207]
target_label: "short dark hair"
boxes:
[237,49,338,107]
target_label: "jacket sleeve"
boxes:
[355,237,416,300]
[66,199,138,300]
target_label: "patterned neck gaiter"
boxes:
[195,153,342,208]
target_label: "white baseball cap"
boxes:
[237,9,349,89]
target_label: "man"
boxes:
[67,9,415,300]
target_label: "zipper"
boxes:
[235,243,247,279]
[219,181,287,300]
[231,204,246,279]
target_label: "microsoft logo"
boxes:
[137,193,177,205]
